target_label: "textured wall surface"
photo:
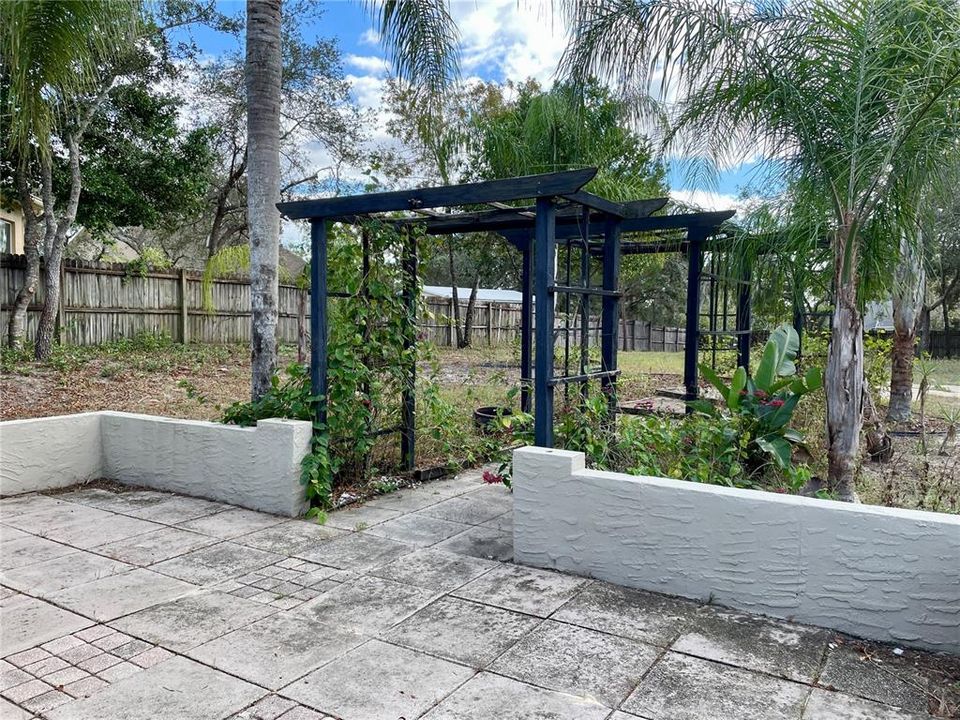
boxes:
[0,412,311,516]
[513,446,960,654]
[0,413,102,495]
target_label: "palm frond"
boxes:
[369,0,460,111]
[1,0,141,160]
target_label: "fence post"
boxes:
[486,302,493,345]
[178,268,189,344]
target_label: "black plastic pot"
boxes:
[474,406,513,433]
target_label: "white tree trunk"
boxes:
[825,221,863,501]
[887,235,925,423]
[245,0,282,400]
[35,135,83,360]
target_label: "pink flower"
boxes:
[482,470,504,485]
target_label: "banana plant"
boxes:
[692,324,823,471]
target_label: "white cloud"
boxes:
[346,54,389,75]
[669,189,744,212]
[359,28,380,46]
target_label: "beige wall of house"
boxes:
[0,205,26,255]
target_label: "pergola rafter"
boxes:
[277,169,742,467]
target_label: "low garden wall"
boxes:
[512,446,960,654]
[0,412,312,516]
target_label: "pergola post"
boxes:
[600,219,622,412]
[520,233,533,414]
[736,266,752,372]
[309,219,328,426]
[401,229,417,470]
[534,197,556,447]
[684,227,706,403]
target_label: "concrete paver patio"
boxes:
[1,472,957,719]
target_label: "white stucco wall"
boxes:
[513,446,960,654]
[0,412,312,516]
[0,413,102,495]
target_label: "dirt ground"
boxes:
[2,341,957,512]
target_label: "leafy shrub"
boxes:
[694,324,821,471]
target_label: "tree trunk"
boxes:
[245,0,282,401]
[887,235,925,422]
[825,221,864,502]
[7,164,41,348]
[448,239,463,347]
[35,135,82,361]
[461,275,480,349]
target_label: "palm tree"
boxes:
[244,0,460,399]
[1,0,139,353]
[561,0,960,500]
[246,0,283,401]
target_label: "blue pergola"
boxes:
[278,169,739,470]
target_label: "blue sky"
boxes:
[175,1,759,209]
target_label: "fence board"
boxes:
[1,254,697,353]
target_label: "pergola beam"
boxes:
[277,168,597,220]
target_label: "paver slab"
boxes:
[622,652,810,720]
[0,551,133,595]
[0,534,76,570]
[151,541,281,585]
[5,505,163,549]
[452,563,589,617]
[1,595,92,657]
[0,494,74,518]
[93,526,216,566]
[176,508,288,539]
[187,612,364,689]
[46,568,197,621]
[419,490,511,525]
[491,620,660,707]
[386,596,540,668]
[434,524,513,561]
[818,642,934,713]
[283,639,474,720]
[421,671,609,720]
[551,581,699,646]
[672,606,830,682]
[0,696,31,719]
[55,489,172,514]
[802,688,929,719]
[368,548,497,592]
[365,513,471,547]
[233,520,344,555]
[362,487,449,513]
[125,495,230,524]
[298,575,436,635]
[294,531,414,570]
[323,504,401,531]
[45,656,264,720]
[110,590,275,652]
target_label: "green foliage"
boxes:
[124,248,172,282]
[202,245,294,312]
[219,221,428,509]
[864,333,893,394]
[61,82,217,234]
[694,324,822,471]
[1,0,140,160]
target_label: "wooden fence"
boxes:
[1,254,685,352]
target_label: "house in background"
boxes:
[0,195,42,255]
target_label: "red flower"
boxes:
[754,389,768,399]
[768,399,785,408]
[482,470,504,485]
